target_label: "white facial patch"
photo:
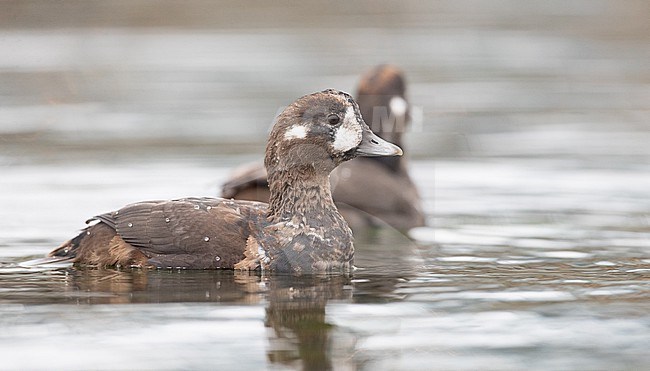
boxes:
[389,96,408,118]
[284,125,307,140]
[332,106,363,152]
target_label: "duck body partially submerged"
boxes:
[47,90,402,273]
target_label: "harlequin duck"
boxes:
[46,89,402,273]
[221,65,424,231]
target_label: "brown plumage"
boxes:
[221,65,425,231]
[47,89,402,273]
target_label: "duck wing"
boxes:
[92,197,268,268]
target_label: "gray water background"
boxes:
[0,1,649,370]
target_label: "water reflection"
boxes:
[73,270,353,370]
[0,266,352,370]
[69,269,266,305]
[265,274,351,370]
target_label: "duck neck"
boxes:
[267,166,338,224]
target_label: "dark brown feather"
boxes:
[52,197,269,269]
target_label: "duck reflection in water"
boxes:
[264,274,352,370]
[65,269,354,369]
[65,269,266,304]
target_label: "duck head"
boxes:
[265,89,403,177]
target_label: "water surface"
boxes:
[1,1,649,370]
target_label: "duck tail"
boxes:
[18,230,87,268]
[48,228,88,260]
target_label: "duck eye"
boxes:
[327,114,340,125]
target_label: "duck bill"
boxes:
[356,128,403,157]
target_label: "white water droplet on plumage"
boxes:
[204,236,210,242]
[128,222,133,227]
[165,217,170,223]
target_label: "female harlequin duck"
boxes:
[221,65,425,231]
[47,89,402,273]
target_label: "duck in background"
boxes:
[45,90,402,273]
[222,65,425,232]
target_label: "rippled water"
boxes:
[1,1,649,370]
[1,158,648,370]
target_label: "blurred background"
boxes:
[1,0,648,163]
[0,2,649,370]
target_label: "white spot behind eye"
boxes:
[389,96,408,117]
[284,125,307,140]
[332,106,363,152]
